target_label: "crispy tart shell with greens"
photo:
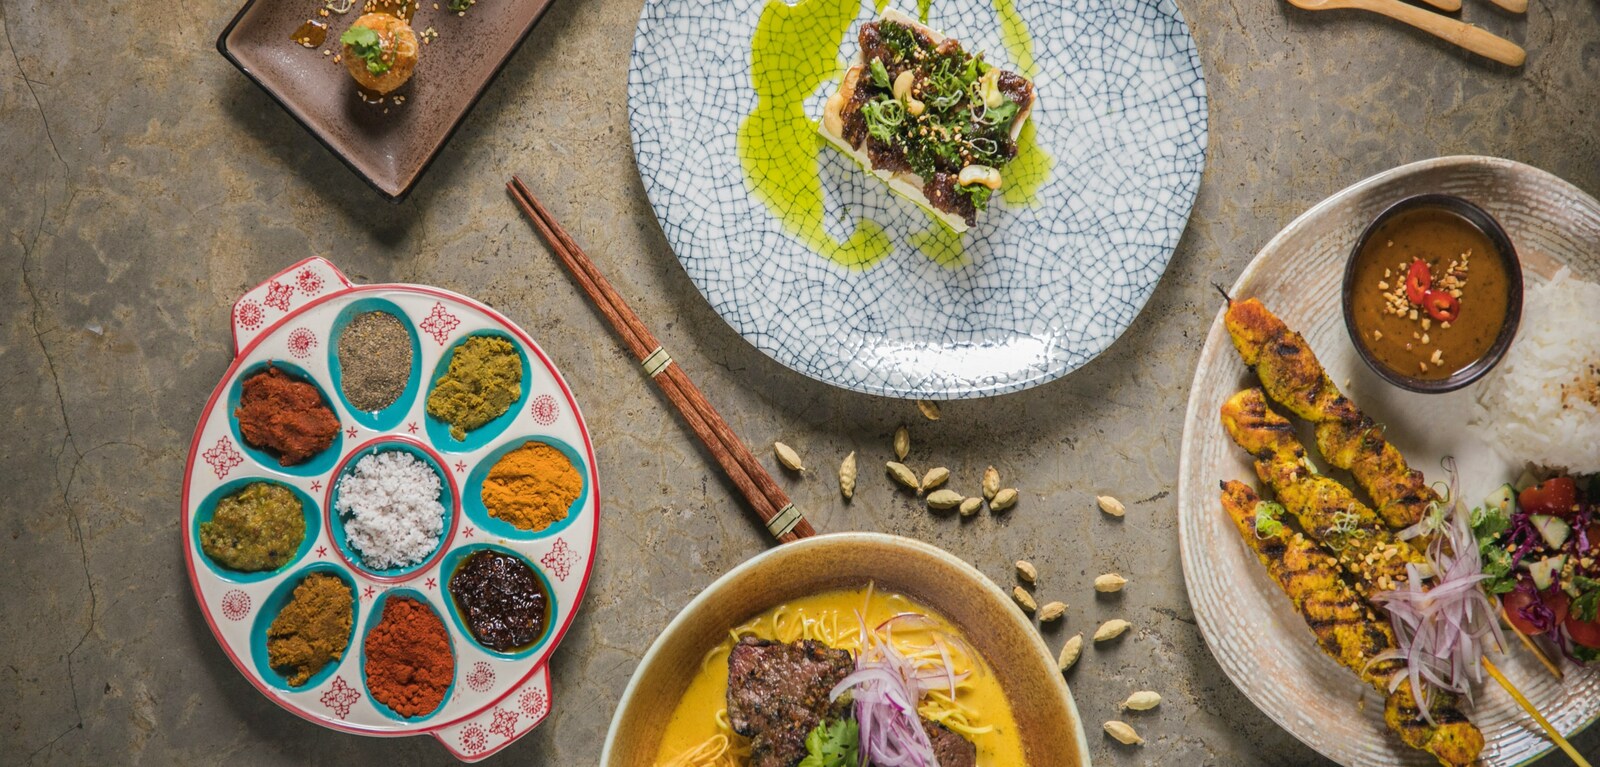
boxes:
[820,9,1036,232]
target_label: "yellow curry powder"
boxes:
[267,572,353,687]
[482,441,581,532]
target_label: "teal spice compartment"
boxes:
[423,330,533,453]
[461,435,589,541]
[359,587,458,723]
[249,563,361,694]
[440,542,559,660]
[327,297,423,433]
[326,437,459,581]
[227,359,345,477]
[192,478,322,584]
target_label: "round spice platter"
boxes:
[182,257,599,762]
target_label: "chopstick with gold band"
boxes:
[507,176,815,544]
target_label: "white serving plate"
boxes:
[1177,156,1600,766]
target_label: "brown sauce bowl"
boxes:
[1342,194,1523,393]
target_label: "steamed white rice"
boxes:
[1472,267,1600,475]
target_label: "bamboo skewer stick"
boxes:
[1481,656,1591,767]
[508,176,815,543]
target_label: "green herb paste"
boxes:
[426,335,522,440]
[200,482,305,572]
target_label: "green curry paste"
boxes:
[426,335,522,440]
[200,482,306,572]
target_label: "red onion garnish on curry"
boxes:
[832,612,971,767]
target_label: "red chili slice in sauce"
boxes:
[1405,259,1432,304]
[1422,289,1460,322]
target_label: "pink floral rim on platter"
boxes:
[182,257,601,761]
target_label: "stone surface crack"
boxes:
[2,2,66,172]
[16,228,94,763]
[1153,605,1197,626]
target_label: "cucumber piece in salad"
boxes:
[1530,514,1572,550]
[1515,470,1540,493]
[1527,555,1567,591]
[1484,484,1516,515]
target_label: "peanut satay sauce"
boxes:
[1349,208,1511,381]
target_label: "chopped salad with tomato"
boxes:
[1472,473,1600,662]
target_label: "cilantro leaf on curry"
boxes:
[797,718,859,767]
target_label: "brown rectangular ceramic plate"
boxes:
[218,0,556,200]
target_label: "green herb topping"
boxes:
[340,25,392,76]
[1470,503,1518,594]
[1571,575,1600,623]
[861,96,905,143]
[869,58,890,89]
[1254,501,1286,538]
[853,20,1026,214]
[797,718,859,767]
[958,184,992,210]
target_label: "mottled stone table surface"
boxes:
[4,0,1599,764]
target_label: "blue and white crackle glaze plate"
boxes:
[629,0,1207,399]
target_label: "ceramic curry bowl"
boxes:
[601,532,1091,767]
[182,257,600,761]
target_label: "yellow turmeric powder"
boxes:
[482,441,581,531]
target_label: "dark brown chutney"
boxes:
[447,550,549,652]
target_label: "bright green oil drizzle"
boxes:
[992,0,1037,79]
[740,0,893,269]
[739,0,1052,269]
[911,220,967,266]
[988,0,1052,207]
[1002,119,1053,206]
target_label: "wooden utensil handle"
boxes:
[1361,0,1525,66]
[1414,0,1461,13]
[1486,0,1526,13]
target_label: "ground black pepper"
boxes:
[338,311,412,412]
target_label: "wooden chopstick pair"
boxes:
[507,176,815,544]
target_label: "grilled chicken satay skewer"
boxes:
[1220,481,1483,766]
[1225,298,1569,679]
[1224,392,1583,763]
[1221,388,1428,598]
[1225,298,1436,531]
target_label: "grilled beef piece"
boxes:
[924,720,978,767]
[726,637,855,767]
[923,172,978,227]
[996,71,1034,109]
[867,139,914,175]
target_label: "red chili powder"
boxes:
[234,365,339,466]
[363,596,453,718]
